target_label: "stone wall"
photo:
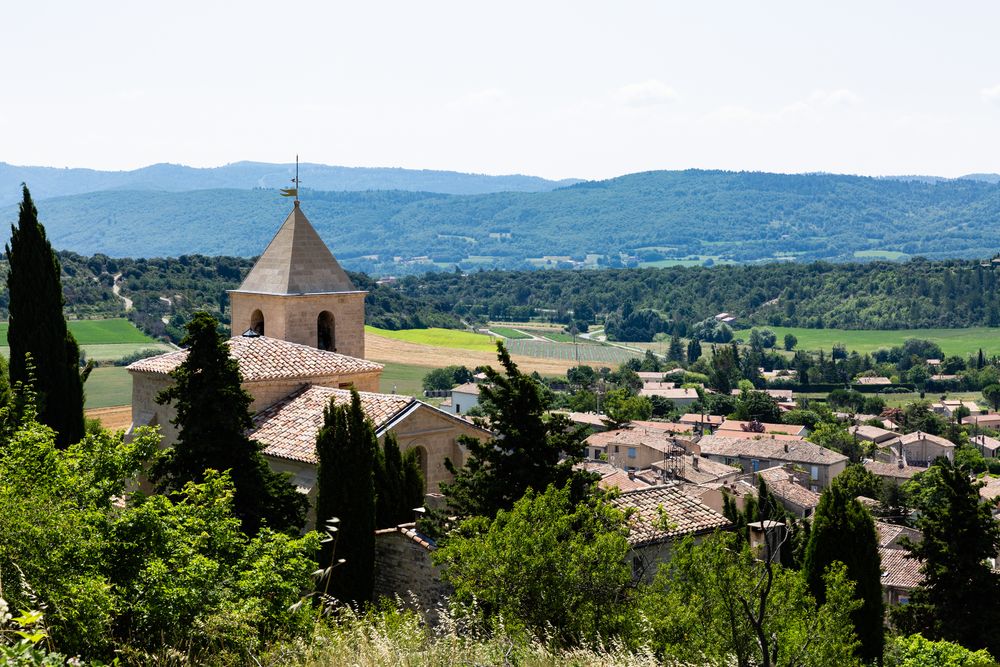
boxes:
[373,525,451,617]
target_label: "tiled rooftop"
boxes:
[899,431,955,448]
[128,335,383,381]
[879,547,923,589]
[250,385,414,463]
[610,485,730,547]
[863,459,923,480]
[757,467,821,509]
[698,435,848,466]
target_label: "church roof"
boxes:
[234,201,359,295]
[127,334,382,381]
[251,385,415,463]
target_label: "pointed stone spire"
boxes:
[236,201,356,295]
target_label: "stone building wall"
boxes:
[230,291,367,359]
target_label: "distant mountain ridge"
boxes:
[4,169,1000,275]
[0,161,582,205]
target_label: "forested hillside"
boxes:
[17,251,1000,338]
[6,170,1000,274]
[385,258,1000,331]
[0,160,578,205]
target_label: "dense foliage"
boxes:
[437,342,596,520]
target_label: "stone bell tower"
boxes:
[229,200,367,359]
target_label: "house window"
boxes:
[751,459,760,472]
[455,403,461,413]
[614,445,620,453]
[628,447,637,459]
[593,448,600,459]
[810,465,819,481]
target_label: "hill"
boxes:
[0,160,580,205]
[2,170,1000,274]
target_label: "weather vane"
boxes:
[280,154,300,202]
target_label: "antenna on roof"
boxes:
[280,154,301,203]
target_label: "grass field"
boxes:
[378,361,431,397]
[490,326,531,340]
[365,326,498,352]
[767,326,1000,357]
[85,367,132,409]
[0,319,156,345]
[853,250,909,260]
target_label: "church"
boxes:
[126,200,489,498]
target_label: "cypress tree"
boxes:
[374,431,425,529]
[5,185,84,447]
[686,338,702,363]
[803,483,884,663]
[152,311,306,534]
[314,389,376,604]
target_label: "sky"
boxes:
[2,1,999,181]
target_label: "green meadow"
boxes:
[365,325,498,352]
[84,367,133,409]
[766,326,1000,358]
[0,318,156,345]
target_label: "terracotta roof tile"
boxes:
[864,460,923,480]
[757,467,821,509]
[128,335,382,381]
[610,485,731,547]
[250,385,414,464]
[698,435,848,466]
[880,547,923,589]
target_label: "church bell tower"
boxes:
[229,200,367,359]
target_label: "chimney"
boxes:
[627,470,635,480]
[692,455,699,470]
[783,443,789,453]
[897,456,904,469]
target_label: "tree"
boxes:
[434,483,634,643]
[374,431,424,529]
[5,185,84,448]
[687,337,702,363]
[667,332,685,363]
[439,342,596,520]
[152,312,306,535]
[982,383,1000,411]
[802,484,884,663]
[892,459,1000,655]
[884,634,995,667]
[314,389,377,604]
[642,531,863,667]
[784,333,798,351]
[749,328,776,351]
[603,387,653,425]
[809,422,863,462]
[732,389,782,423]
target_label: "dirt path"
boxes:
[112,273,133,311]
[366,332,579,376]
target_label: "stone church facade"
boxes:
[127,200,488,500]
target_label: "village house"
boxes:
[609,485,731,580]
[714,419,809,440]
[697,434,848,490]
[897,430,955,466]
[441,382,481,416]
[679,413,725,433]
[854,376,892,386]
[850,424,901,451]
[585,426,690,470]
[755,466,821,518]
[863,458,923,486]
[971,434,1000,459]
[962,413,1000,430]
[638,386,700,407]
[879,547,923,607]
[127,200,489,507]
[651,453,741,486]
[931,399,985,419]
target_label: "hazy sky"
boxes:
[3,1,999,180]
